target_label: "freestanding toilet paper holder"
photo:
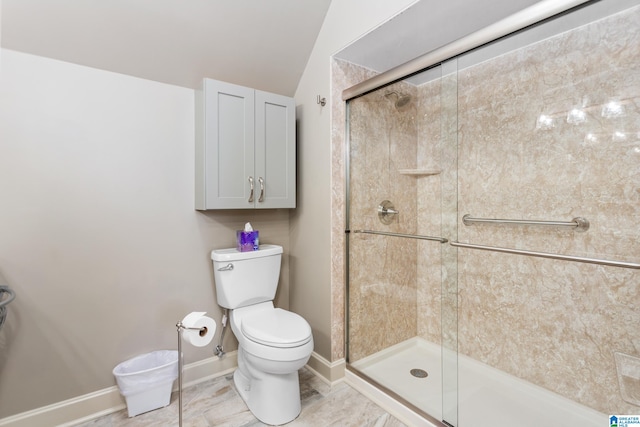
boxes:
[175,321,208,427]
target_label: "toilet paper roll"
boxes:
[181,311,216,347]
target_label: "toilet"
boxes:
[211,244,313,425]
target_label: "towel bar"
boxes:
[450,241,640,269]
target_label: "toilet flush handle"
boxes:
[218,263,234,271]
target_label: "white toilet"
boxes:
[211,244,314,425]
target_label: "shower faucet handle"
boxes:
[378,200,399,224]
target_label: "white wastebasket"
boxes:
[113,350,179,417]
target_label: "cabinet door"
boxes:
[254,90,296,209]
[202,79,255,209]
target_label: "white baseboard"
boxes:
[305,351,345,385]
[2,351,347,427]
[0,352,238,427]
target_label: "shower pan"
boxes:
[343,1,640,425]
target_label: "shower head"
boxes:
[384,91,412,110]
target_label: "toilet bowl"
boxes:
[211,245,314,425]
[231,302,313,425]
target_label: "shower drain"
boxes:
[410,368,429,378]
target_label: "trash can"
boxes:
[113,350,179,417]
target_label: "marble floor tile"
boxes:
[74,368,407,427]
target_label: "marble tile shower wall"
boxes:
[342,4,639,415]
[456,6,640,414]
[347,82,420,362]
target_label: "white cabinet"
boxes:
[196,78,296,210]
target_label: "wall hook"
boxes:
[317,95,326,107]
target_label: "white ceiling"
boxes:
[1,0,582,98]
[0,0,332,96]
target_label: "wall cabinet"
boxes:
[196,78,296,210]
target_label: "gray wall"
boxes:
[0,49,291,417]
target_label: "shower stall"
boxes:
[343,1,640,425]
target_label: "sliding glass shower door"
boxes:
[450,2,640,424]
[345,62,459,426]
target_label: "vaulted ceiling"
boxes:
[0,0,332,96]
[2,0,551,97]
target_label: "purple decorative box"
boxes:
[236,230,259,252]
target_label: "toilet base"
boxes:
[233,348,304,425]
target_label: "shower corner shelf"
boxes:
[397,168,442,177]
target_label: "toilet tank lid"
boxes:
[211,244,283,261]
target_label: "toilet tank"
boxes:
[211,244,283,309]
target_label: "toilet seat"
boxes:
[241,308,312,348]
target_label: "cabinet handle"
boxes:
[258,177,265,202]
[248,176,254,203]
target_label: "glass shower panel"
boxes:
[346,64,457,425]
[452,2,640,425]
